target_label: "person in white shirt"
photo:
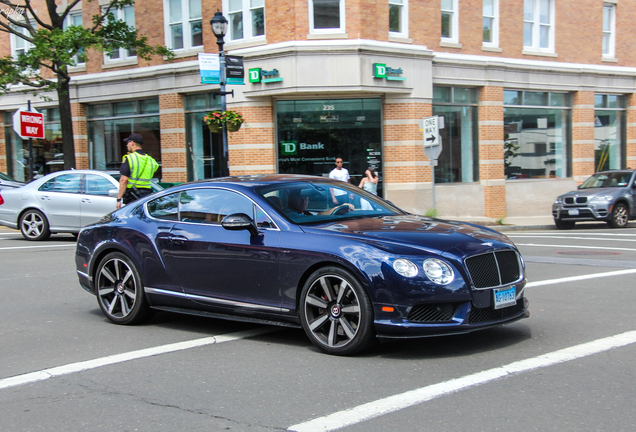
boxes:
[328,157,350,205]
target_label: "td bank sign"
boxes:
[281,141,325,155]
[373,63,406,81]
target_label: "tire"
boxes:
[299,266,375,355]
[608,203,629,228]
[554,219,575,230]
[19,209,51,241]
[95,252,152,325]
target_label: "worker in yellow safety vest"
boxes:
[116,133,159,209]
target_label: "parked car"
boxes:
[75,174,529,356]
[0,169,163,240]
[0,172,24,190]
[552,170,636,229]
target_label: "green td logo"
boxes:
[281,141,297,155]
[373,63,387,78]
[249,68,262,83]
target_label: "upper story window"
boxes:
[64,11,85,65]
[482,0,498,47]
[225,0,265,42]
[602,3,616,58]
[389,0,408,38]
[523,0,554,52]
[103,5,136,62]
[441,0,458,43]
[10,22,34,59]
[165,0,202,50]
[309,0,345,34]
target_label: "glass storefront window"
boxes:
[87,99,162,179]
[276,99,383,196]
[594,94,625,172]
[433,87,478,183]
[504,91,571,179]
[184,93,222,180]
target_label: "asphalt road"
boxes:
[1,225,635,431]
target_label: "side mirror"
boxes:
[109,189,119,198]
[222,213,258,236]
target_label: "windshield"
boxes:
[580,172,633,189]
[257,181,404,224]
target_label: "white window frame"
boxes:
[389,0,408,39]
[163,0,203,51]
[223,0,266,42]
[10,22,34,59]
[482,0,498,48]
[602,2,616,59]
[441,0,459,43]
[309,0,346,35]
[64,11,85,65]
[103,5,137,63]
[523,0,555,53]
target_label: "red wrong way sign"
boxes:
[13,109,45,139]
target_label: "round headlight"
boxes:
[423,258,454,285]
[393,259,418,278]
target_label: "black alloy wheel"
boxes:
[608,203,629,228]
[19,209,51,241]
[300,266,375,355]
[554,219,575,230]
[95,252,152,325]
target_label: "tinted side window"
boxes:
[85,174,116,195]
[39,178,56,192]
[49,173,81,193]
[147,192,179,220]
[179,188,254,224]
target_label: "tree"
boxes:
[0,0,173,170]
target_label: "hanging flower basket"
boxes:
[203,110,245,133]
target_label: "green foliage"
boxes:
[203,110,246,127]
[495,216,506,225]
[425,208,438,218]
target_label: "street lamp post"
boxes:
[210,11,230,177]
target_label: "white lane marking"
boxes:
[288,330,636,432]
[511,232,636,237]
[0,244,76,251]
[0,328,274,391]
[516,243,636,252]
[509,235,636,242]
[526,268,636,288]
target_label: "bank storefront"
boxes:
[276,98,383,195]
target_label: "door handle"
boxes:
[168,235,188,245]
[40,196,50,200]
[81,198,91,203]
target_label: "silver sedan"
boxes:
[0,170,163,240]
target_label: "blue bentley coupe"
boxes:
[75,174,529,355]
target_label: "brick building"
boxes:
[1,0,635,221]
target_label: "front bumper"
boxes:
[552,203,611,222]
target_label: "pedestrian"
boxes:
[116,133,159,209]
[358,167,378,195]
[328,157,350,205]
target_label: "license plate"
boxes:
[493,286,517,310]
[568,209,580,216]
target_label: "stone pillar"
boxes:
[383,97,432,214]
[571,91,595,183]
[227,102,276,175]
[159,93,187,183]
[626,93,636,170]
[71,103,89,169]
[478,86,505,218]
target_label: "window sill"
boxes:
[225,38,268,50]
[306,32,349,40]
[167,46,204,59]
[602,56,618,63]
[388,34,413,44]
[102,58,138,69]
[482,45,502,53]
[522,49,558,58]
[68,64,87,73]
[440,40,462,49]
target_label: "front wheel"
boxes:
[300,266,375,355]
[19,209,51,241]
[608,203,629,228]
[95,252,152,325]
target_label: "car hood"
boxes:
[301,215,516,257]
[558,188,623,199]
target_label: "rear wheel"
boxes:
[300,266,375,355]
[608,203,629,228]
[19,209,51,241]
[554,219,575,230]
[95,252,152,325]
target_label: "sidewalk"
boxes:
[448,215,636,232]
